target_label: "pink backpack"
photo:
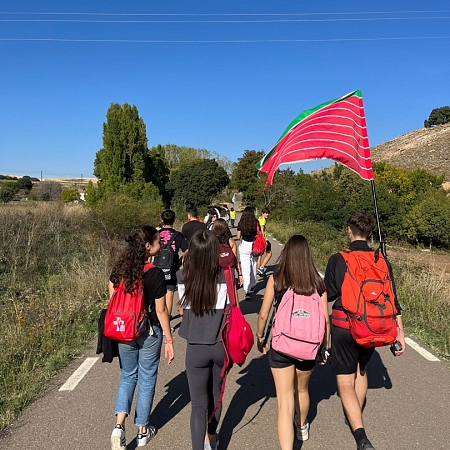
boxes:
[271,288,325,361]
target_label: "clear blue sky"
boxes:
[1,1,449,179]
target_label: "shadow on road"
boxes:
[150,370,190,431]
[219,354,276,449]
[367,350,393,390]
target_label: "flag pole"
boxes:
[370,179,386,257]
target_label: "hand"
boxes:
[257,338,268,354]
[238,275,243,286]
[164,342,174,364]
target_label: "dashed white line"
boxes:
[59,357,99,391]
[405,337,440,361]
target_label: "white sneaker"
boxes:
[297,420,310,441]
[111,424,126,450]
[205,435,219,450]
[136,425,156,447]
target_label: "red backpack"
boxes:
[104,263,153,342]
[209,265,254,422]
[251,224,266,257]
[218,241,236,269]
[335,249,397,348]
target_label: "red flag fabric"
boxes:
[256,90,373,184]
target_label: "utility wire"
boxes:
[1,36,449,43]
[1,16,449,23]
[1,10,449,16]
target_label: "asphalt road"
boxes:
[1,229,450,450]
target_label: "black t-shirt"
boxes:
[181,220,206,243]
[144,266,167,327]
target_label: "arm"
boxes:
[108,280,114,297]
[319,291,331,364]
[155,295,174,364]
[394,314,406,356]
[229,237,243,286]
[236,229,241,241]
[256,275,275,353]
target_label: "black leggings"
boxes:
[185,342,224,450]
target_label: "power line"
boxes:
[1,10,449,16]
[1,16,449,24]
[1,36,449,43]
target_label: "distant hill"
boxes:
[371,123,450,182]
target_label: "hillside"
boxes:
[371,123,450,182]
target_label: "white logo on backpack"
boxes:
[271,288,325,361]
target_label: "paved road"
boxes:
[2,230,450,450]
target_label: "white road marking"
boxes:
[405,337,440,361]
[59,357,99,391]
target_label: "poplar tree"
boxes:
[94,103,148,196]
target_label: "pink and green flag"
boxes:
[256,90,374,184]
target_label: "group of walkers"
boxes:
[105,208,405,450]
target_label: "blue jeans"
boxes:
[114,326,163,426]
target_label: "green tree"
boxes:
[17,176,33,191]
[94,103,148,196]
[85,180,98,207]
[167,159,229,209]
[93,192,164,238]
[424,106,450,127]
[0,187,15,203]
[229,150,265,204]
[1,181,20,194]
[403,190,450,248]
[61,189,80,203]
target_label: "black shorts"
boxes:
[329,325,375,375]
[268,347,316,371]
[265,240,272,252]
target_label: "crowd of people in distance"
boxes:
[103,207,405,450]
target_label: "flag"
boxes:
[256,90,373,184]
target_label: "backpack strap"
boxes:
[262,288,287,347]
[161,231,179,250]
[208,266,234,423]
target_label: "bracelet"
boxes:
[256,333,264,341]
[238,273,242,276]
[164,339,173,344]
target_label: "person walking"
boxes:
[211,218,243,287]
[256,235,330,449]
[158,210,188,319]
[177,230,230,450]
[109,226,174,450]
[229,207,236,228]
[257,207,272,277]
[324,212,405,450]
[181,207,206,244]
[236,206,258,299]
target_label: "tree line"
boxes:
[230,150,450,249]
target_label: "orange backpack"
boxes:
[338,249,397,348]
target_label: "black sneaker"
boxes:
[357,438,376,450]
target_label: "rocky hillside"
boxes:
[371,123,450,181]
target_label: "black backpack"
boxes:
[154,231,179,270]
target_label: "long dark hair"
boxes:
[111,226,159,293]
[211,218,232,239]
[273,235,326,296]
[182,229,220,315]
[237,206,258,235]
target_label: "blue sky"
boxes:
[1,1,449,179]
